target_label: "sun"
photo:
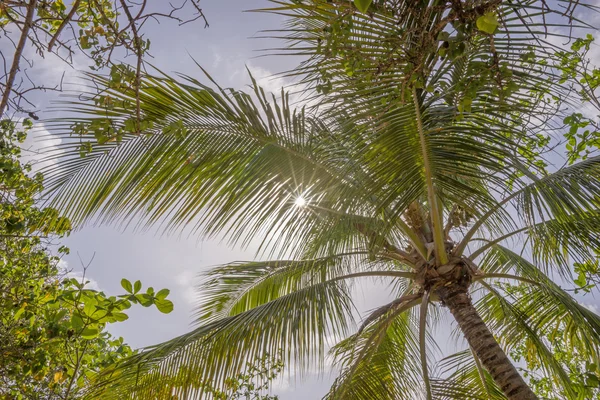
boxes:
[294,196,307,207]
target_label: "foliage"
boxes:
[514,323,600,400]
[0,119,173,399]
[38,0,600,399]
[557,34,600,165]
[353,0,372,14]
[0,0,208,119]
[92,352,283,399]
[509,287,600,399]
[200,354,282,400]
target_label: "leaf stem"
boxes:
[412,87,447,265]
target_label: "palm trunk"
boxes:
[436,283,538,400]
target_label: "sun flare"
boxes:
[294,196,307,207]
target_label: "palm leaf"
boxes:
[431,350,505,400]
[89,278,354,399]
[325,302,423,400]
[472,245,600,396]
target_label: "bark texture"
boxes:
[436,283,538,400]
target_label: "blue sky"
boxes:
[11,0,600,398]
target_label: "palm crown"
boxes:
[42,0,600,399]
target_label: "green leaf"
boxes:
[575,272,588,288]
[133,280,142,294]
[81,327,100,339]
[135,293,154,307]
[155,299,174,314]
[82,294,98,316]
[476,12,499,35]
[354,0,372,13]
[54,309,69,322]
[437,31,449,41]
[71,314,84,330]
[112,312,129,322]
[14,304,27,320]
[156,288,170,300]
[80,35,91,49]
[121,278,133,293]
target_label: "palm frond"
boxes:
[196,251,389,324]
[459,156,600,276]
[325,301,423,400]
[471,209,600,278]
[477,282,576,398]
[43,71,388,257]
[481,245,600,353]
[420,290,433,400]
[431,350,505,400]
[89,279,354,399]
[473,245,600,396]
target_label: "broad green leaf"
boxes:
[112,312,129,322]
[155,288,170,300]
[155,299,174,314]
[71,313,84,330]
[81,327,100,339]
[133,280,142,294]
[121,278,133,293]
[82,293,98,316]
[14,303,27,320]
[476,12,499,34]
[54,309,68,322]
[135,293,153,307]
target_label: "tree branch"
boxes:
[47,0,81,52]
[118,0,142,132]
[0,0,37,119]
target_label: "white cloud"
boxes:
[0,31,90,118]
[58,259,102,291]
[246,63,291,96]
[224,61,318,120]
[20,121,64,171]
[200,50,296,96]
[175,270,199,305]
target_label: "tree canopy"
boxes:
[0,0,208,119]
[16,0,600,399]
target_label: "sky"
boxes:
[8,0,600,398]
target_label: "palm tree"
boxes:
[42,0,600,399]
